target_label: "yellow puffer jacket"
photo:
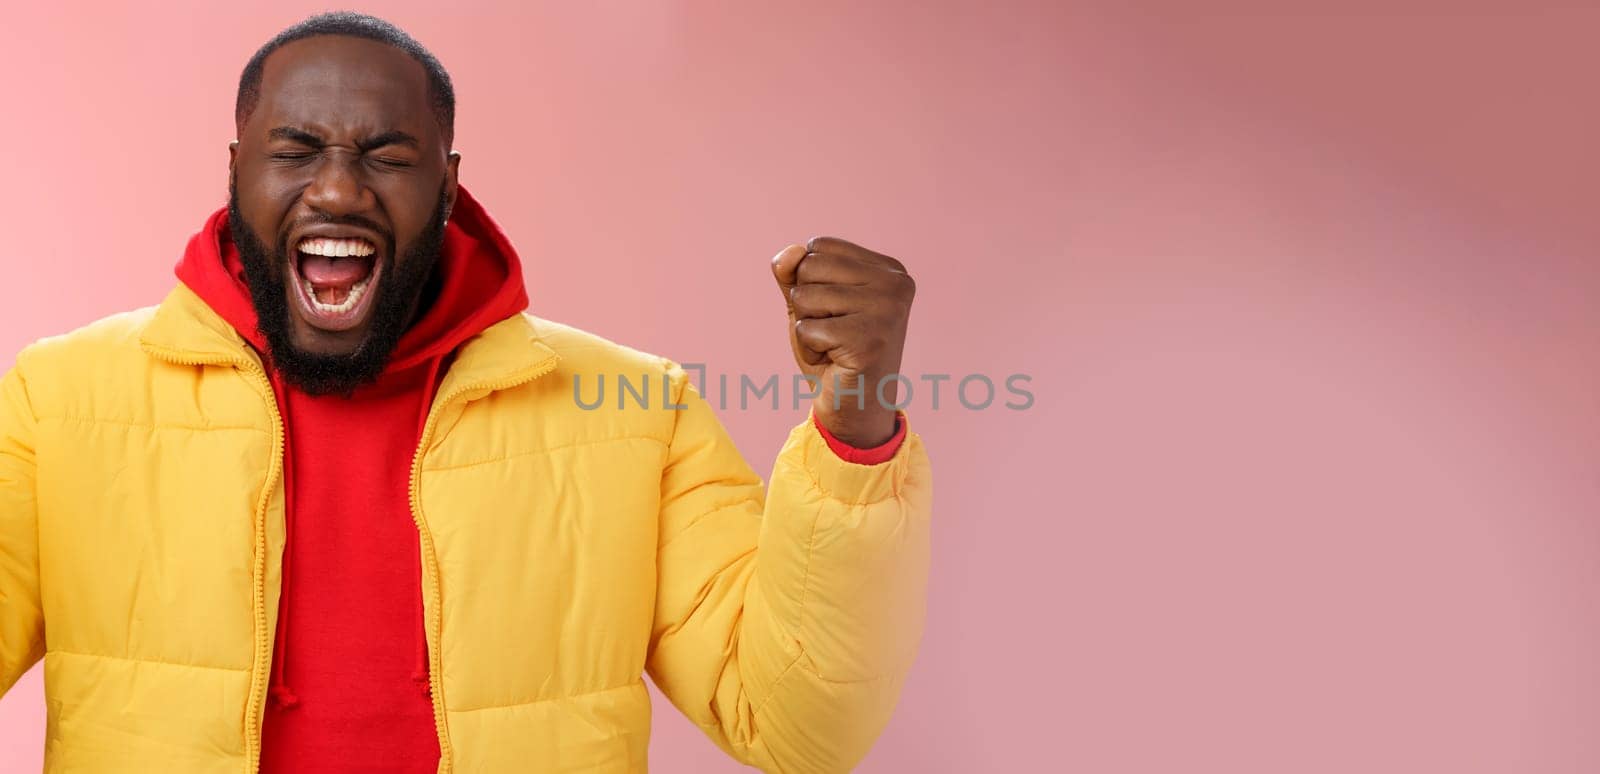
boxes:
[0,284,932,773]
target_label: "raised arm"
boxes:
[646,236,931,772]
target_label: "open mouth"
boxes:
[289,236,383,332]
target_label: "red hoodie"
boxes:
[174,185,902,770]
[177,185,528,772]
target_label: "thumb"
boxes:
[770,244,824,368]
[770,244,807,317]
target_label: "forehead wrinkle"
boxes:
[253,38,433,141]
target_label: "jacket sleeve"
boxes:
[0,356,44,698]
[645,361,932,774]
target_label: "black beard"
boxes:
[227,184,448,397]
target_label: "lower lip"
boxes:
[290,255,383,333]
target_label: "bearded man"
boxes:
[0,11,930,774]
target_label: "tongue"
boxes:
[300,254,372,288]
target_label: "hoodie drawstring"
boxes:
[268,374,299,710]
[410,354,446,698]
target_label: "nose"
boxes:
[301,150,375,217]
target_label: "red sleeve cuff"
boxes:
[812,412,906,465]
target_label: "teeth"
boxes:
[298,237,375,257]
[303,276,370,315]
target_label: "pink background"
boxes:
[2,1,1598,771]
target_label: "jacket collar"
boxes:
[435,308,560,399]
[139,284,259,368]
[139,283,559,392]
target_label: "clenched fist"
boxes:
[771,236,915,448]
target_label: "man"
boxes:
[0,11,930,774]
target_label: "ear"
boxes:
[443,150,462,220]
[228,139,238,171]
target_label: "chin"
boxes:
[287,319,370,358]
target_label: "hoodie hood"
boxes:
[174,183,531,373]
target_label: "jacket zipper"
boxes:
[142,346,284,774]
[408,356,560,774]
[240,362,285,774]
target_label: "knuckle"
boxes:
[795,257,824,283]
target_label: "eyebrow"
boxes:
[266,126,421,152]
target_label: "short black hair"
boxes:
[235,11,455,145]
